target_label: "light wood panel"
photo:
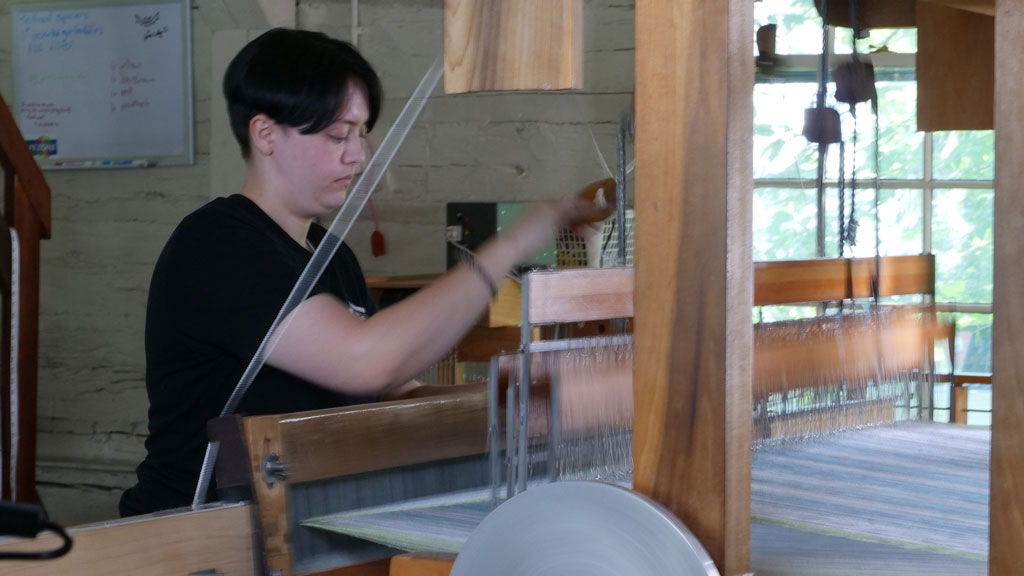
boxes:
[267,391,488,485]
[487,278,525,327]
[443,0,583,94]
[917,2,994,131]
[633,1,753,574]
[389,553,456,576]
[526,267,634,325]
[921,0,995,16]
[0,504,255,576]
[754,255,934,305]
[989,2,1024,574]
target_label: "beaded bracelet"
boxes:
[463,252,500,297]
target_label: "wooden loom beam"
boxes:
[241,391,489,575]
[0,503,256,575]
[989,0,1024,573]
[633,0,753,574]
[754,255,935,305]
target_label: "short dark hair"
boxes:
[223,28,383,159]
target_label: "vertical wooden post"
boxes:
[952,384,969,425]
[633,1,753,574]
[244,416,290,574]
[989,1,1024,574]
[0,91,51,505]
[0,171,11,502]
[11,181,43,505]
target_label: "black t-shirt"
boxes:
[120,194,378,516]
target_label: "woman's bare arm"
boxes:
[265,198,602,396]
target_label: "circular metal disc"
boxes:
[450,481,720,576]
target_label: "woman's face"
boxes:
[273,82,370,218]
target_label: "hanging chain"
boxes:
[838,141,846,257]
[846,106,859,247]
[873,104,882,303]
[814,6,830,257]
[844,0,861,251]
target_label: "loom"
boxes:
[262,256,966,574]
[0,257,957,576]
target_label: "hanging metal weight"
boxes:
[835,59,878,107]
[803,106,843,145]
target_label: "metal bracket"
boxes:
[261,452,288,485]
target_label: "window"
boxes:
[752,0,994,421]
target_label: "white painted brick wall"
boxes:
[1,0,635,523]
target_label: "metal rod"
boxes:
[516,278,532,494]
[488,355,501,505]
[548,359,560,484]
[527,334,634,354]
[505,364,516,500]
[615,112,630,267]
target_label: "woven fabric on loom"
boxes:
[304,421,990,574]
[302,489,493,554]
[750,522,987,576]
[752,421,989,559]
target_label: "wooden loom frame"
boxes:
[0,253,962,576]
[635,2,1022,576]
[219,254,941,576]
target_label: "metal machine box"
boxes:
[445,202,558,270]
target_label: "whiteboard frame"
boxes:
[11,0,194,170]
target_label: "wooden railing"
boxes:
[0,91,52,504]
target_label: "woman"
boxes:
[119,28,600,516]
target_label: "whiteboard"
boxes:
[11,0,193,169]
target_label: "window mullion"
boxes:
[923,132,933,254]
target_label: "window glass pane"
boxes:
[833,28,917,54]
[753,187,818,261]
[932,384,951,423]
[877,82,923,179]
[932,189,994,304]
[756,82,922,181]
[822,188,922,258]
[752,305,818,323]
[938,312,993,375]
[815,83,922,180]
[932,131,995,181]
[754,0,824,55]
[816,101,878,180]
[967,384,992,426]
[753,83,820,179]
